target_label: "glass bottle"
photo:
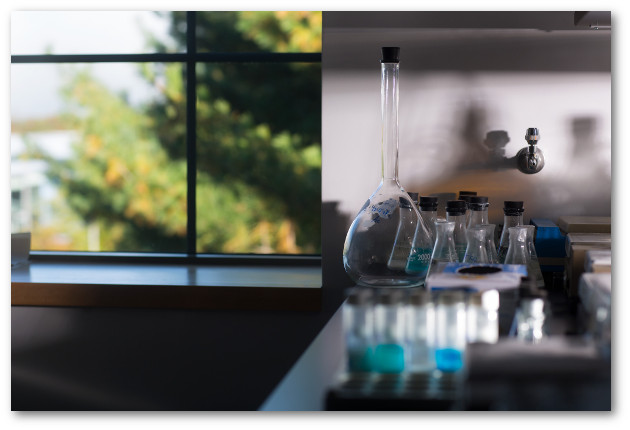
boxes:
[343,47,433,287]
[406,289,436,373]
[498,201,524,263]
[446,200,468,262]
[504,226,530,265]
[458,191,476,225]
[467,289,500,344]
[373,289,407,374]
[434,290,467,373]
[463,226,489,264]
[478,224,499,264]
[428,220,459,276]
[466,196,490,229]
[523,225,545,288]
[419,196,438,245]
[514,297,547,343]
[343,288,375,373]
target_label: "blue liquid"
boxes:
[406,247,432,276]
[348,346,374,372]
[373,344,405,374]
[435,348,463,372]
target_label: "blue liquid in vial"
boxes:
[373,343,405,374]
[435,348,463,372]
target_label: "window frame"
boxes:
[10,11,323,265]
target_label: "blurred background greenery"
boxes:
[11,11,322,254]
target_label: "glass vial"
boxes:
[467,289,500,344]
[419,196,439,245]
[434,290,467,373]
[373,289,407,374]
[478,224,500,264]
[463,226,490,264]
[523,225,545,288]
[467,196,490,229]
[428,220,459,276]
[406,289,436,373]
[343,288,375,373]
[498,201,524,263]
[446,200,468,262]
[504,226,530,266]
[515,297,547,343]
[343,47,433,287]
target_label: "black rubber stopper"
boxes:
[419,196,438,209]
[504,201,524,210]
[446,200,467,215]
[458,191,477,196]
[381,47,400,63]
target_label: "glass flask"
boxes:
[458,194,473,226]
[504,226,530,266]
[343,47,433,287]
[428,220,459,277]
[434,290,467,373]
[419,196,439,245]
[343,288,375,373]
[466,196,490,229]
[406,289,436,373]
[446,200,468,262]
[478,224,500,264]
[373,289,407,374]
[498,201,524,263]
[523,225,545,288]
[463,226,490,264]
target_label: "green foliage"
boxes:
[31,11,322,254]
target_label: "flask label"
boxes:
[370,198,397,223]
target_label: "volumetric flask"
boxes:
[343,47,433,287]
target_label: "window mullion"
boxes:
[186,11,197,256]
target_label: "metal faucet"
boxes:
[516,128,545,174]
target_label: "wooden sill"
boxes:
[11,261,322,311]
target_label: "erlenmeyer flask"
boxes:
[343,47,433,287]
[463,226,489,264]
[523,225,545,287]
[498,201,524,263]
[428,220,459,276]
[479,224,499,264]
[504,226,530,265]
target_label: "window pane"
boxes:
[11,11,181,55]
[11,62,187,252]
[195,11,322,53]
[195,62,322,254]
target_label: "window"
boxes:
[11,11,322,258]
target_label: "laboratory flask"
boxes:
[498,201,524,263]
[463,226,490,264]
[504,226,530,266]
[523,225,545,288]
[446,200,468,262]
[434,290,467,373]
[467,196,489,229]
[419,196,439,245]
[428,220,459,276]
[343,47,433,287]
[478,224,500,264]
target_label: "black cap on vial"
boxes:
[381,47,400,63]
[446,200,467,215]
[504,200,524,215]
[419,196,438,210]
[458,191,477,197]
[469,196,489,204]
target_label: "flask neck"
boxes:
[503,213,523,227]
[381,62,400,181]
[467,209,489,228]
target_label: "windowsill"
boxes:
[11,260,322,311]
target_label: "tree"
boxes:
[26,11,322,254]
